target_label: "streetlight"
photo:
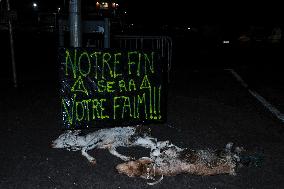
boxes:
[32,2,37,8]
[32,2,38,12]
[95,1,119,48]
[95,1,119,10]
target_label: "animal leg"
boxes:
[108,147,132,161]
[81,148,96,165]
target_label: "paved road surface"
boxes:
[1,69,284,189]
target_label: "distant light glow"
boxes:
[102,2,109,9]
[223,40,230,44]
[187,27,191,30]
[124,11,127,14]
[58,7,61,11]
[32,3,37,8]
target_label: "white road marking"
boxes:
[226,69,284,123]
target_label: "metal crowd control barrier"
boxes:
[112,35,173,82]
[82,34,173,82]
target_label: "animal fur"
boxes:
[51,126,157,165]
[116,142,242,184]
[52,126,248,185]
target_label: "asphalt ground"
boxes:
[1,31,284,188]
[1,68,284,188]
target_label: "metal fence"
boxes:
[112,35,173,82]
[85,35,173,82]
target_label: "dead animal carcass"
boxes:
[116,142,243,185]
[51,126,157,165]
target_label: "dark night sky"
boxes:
[118,0,282,27]
[127,2,282,23]
[10,0,283,25]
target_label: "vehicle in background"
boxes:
[237,31,251,48]
[236,25,282,48]
[268,26,282,45]
[250,26,267,47]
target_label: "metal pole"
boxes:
[104,17,110,48]
[6,0,17,88]
[69,0,82,47]
[58,19,65,46]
